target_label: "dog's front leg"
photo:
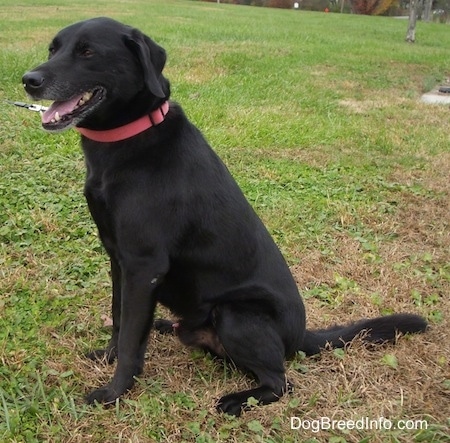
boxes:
[86,260,162,405]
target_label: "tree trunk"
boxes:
[406,0,418,43]
[423,0,432,21]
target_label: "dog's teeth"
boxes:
[51,118,56,123]
[54,111,60,122]
[83,92,93,102]
[77,92,93,108]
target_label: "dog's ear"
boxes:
[124,29,168,98]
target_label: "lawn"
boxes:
[0,0,449,442]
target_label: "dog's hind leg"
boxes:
[213,303,290,416]
[154,318,177,334]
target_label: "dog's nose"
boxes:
[22,71,45,92]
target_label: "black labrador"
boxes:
[22,17,427,416]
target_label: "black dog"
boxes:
[22,17,427,416]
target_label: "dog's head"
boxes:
[22,17,170,131]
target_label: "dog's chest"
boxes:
[82,147,119,227]
[85,178,107,215]
[83,172,117,252]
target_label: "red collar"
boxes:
[75,101,169,142]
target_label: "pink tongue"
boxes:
[42,94,84,124]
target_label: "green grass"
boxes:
[1,1,449,442]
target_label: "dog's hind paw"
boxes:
[216,393,247,417]
[154,318,178,334]
[217,382,290,416]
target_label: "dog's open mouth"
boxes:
[42,87,104,131]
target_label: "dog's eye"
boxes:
[48,46,56,58]
[79,47,94,58]
[81,49,94,57]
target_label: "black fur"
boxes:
[22,17,427,416]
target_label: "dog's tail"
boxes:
[301,313,427,356]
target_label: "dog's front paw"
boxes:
[86,347,117,364]
[86,386,120,405]
[216,393,245,417]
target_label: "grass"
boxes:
[0,0,449,441]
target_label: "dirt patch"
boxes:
[338,96,409,114]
